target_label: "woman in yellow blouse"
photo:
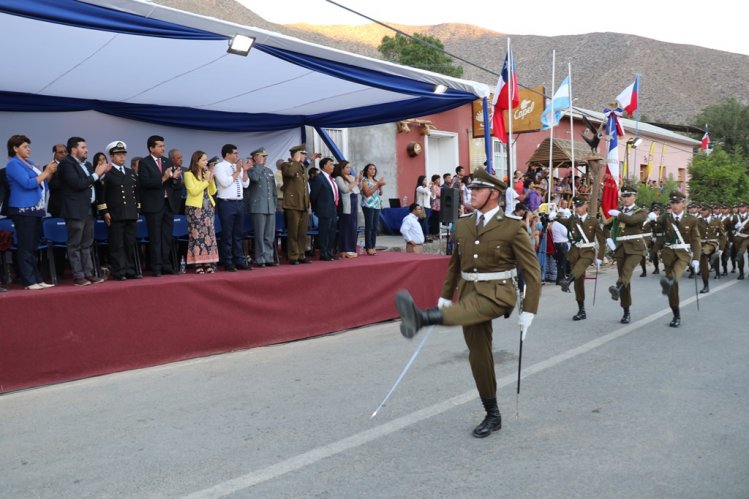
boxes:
[184,151,219,273]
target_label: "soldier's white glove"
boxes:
[518,312,535,341]
[559,208,572,218]
[548,210,557,220]
[606,237,616,251]
[736,222,742,230]
[437,297,453,309]
[595,258,602,270]
[648,212,657,222]
[608,209,620,217]
[691,260,700,272]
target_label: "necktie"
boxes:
[331,176,339,206]
[477,213,485,227]
[156,157,162,172]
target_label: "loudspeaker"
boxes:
[440,187,458,224]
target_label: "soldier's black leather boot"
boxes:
[609,282,624,301]
[472,397,502,438]
[395,290,443,339]
[660,276,674,295]
[559,273,575,293]
[620,307,631,324]
[669,306,681,327]
[700,279,710,293]
[572,301,586,321]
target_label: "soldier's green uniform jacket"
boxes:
[557,213,605,261]
[609,207,648,257]
[698,215,726,254]
[440,211,541,315]
[658,212,702,265]
[280,160,310,211]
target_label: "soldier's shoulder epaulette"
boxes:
[458,213,473,219]
[505,213,522,220]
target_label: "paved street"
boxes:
[2,264,748,498]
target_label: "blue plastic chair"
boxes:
[172,215,189,270]
[92,218,109,278]
[42,217,68,284]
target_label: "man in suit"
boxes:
[246,147,277,267]
[137,135,182,276]
[310,157,339,261]
[554,196,605,321]
[281,145,311,265]
[395,168,541,439]
[45,143,67,217]
[96,141,141,281]
[605,184,649,324]
[58,136,110,286]
[657,191,702,327]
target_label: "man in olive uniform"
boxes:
[719,204,734,275]
[395,168,541,439]
[281,145,311,265]
[657,192,701,327]
[734,200,749,279]
[648,203,664,275]
[554,196,605,320]
[606,184,649,324]
[685,202,702,279]
[697,203,726,292]
[96,141,141,280]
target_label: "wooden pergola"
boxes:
[526,138,598,171]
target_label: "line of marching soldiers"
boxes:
[552,187,749,328]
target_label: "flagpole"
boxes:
[568,62,575,198]
[632,73,641,182]
[507,37,513,184]
[547,50,555,205]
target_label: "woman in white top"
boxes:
[414,175,431,241]
[333,161,361,257]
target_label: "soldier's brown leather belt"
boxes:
[461,270,517,282]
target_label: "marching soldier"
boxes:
[734,200,749,279]
[395,168,541,439]
[648,202,664,275]
[720,203,734,275]
[657,192,701,327]
[605,184,648,324]
[697,203,726,292]
[554,196,605,320]
[96,141,140,280]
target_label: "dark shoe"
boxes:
[609,282,624,301]
[640,270,647,277]
[289,260,299,266]
[559,274,574,293]
[298,258,312,264]
[669,316,681,328]
[472,398,502,438]
[572,302,586,321]
[0,286,7,292]
[652,268,660,275]
[700,281,709,293]
[127,274,143,280]
[320,256,334,261]
[660,276,674,295]
[395,290,443,339]
[620,311,631,324]
[256,263,266,268]
[74,277,91,287]
[224,265,236,272]
[152,271,162,277]
[87,275,105,284]
[115,275,127,281]
[161,267,177,275]
[738,272,745,280]
[235,262,251,270]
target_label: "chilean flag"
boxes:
[615,75,639,115]
[701,126,710,150]
[602,107,625,219]
[491,50,520,144]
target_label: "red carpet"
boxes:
[0,252,448,394]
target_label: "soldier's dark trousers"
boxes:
[615,252,641,308]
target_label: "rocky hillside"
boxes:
[156,0,749,125]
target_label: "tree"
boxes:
[378,33,463,78]
[692,98,749,155]
[688,147,749,203]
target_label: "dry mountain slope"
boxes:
[156,0,749,125]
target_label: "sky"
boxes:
[240,0,749,56]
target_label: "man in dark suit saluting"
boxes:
[310,157,339,261]
[58,136,110,286]
[138,135,182,276]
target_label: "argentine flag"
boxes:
[540,75,571,130]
